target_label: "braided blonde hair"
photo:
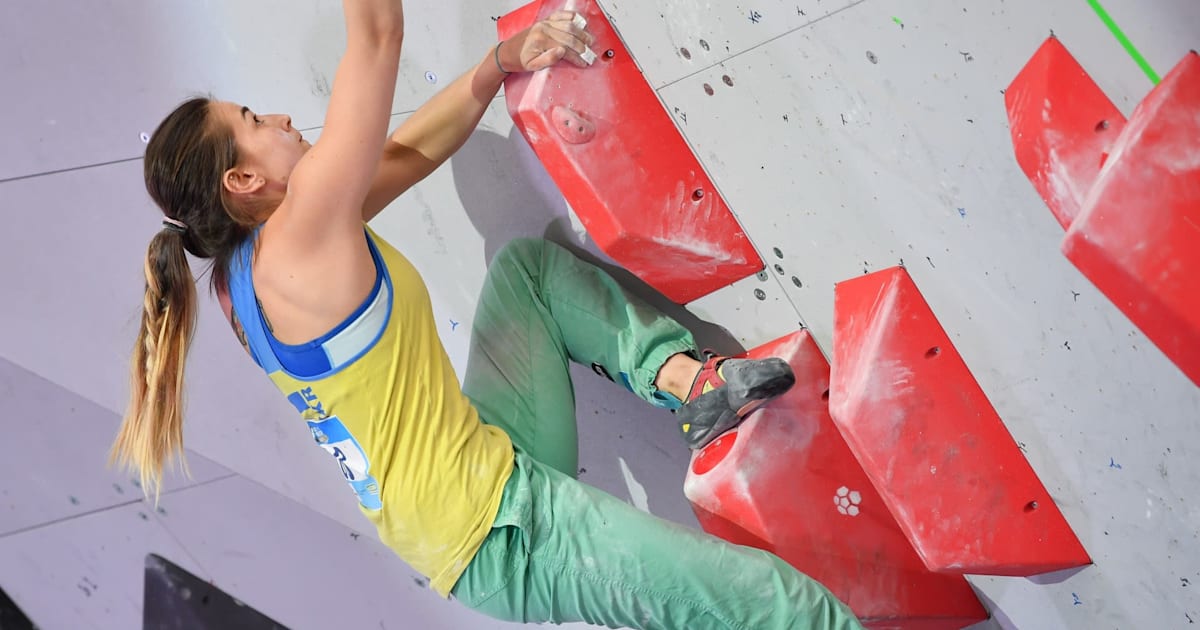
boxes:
[111,230,196,498]
[111,97,252,498]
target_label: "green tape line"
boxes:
[1086,0,1161,84]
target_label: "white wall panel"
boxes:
[639,0,1200,627]
[601,0,862,88]
[684,270,809,350]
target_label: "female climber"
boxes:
[112,1,862,628]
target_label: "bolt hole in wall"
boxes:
[692,188,705,201]
[1095,119,1110,132]
[925,346,941,359]
[1025,501,1040,512]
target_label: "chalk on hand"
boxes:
[570,13,594,65]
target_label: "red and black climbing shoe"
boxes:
[677,352,796,450]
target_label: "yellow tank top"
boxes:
[226,225,514,596]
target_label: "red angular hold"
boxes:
[498,0,764,303]
[1005,36,1128,230]
[830,267,1092,576]
[685,331,988,628]
[1062,51,1200,387]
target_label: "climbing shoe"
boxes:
[677,352,795,450]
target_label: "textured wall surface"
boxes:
[1,0,1197,628]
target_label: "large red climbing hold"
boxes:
[1061,51,1200,387]
[1005,36,1128,230]
[497,0,764,303]
[1007,39,1200,387]
[830,267,1092,575]
[684,331,988,628]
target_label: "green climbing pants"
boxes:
[454,238,863,630]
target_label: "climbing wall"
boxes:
[1,0,1198,628]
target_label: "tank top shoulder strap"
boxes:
[226,227,392,380]
[227,230,283,374]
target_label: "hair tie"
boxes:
[162,217,188,234]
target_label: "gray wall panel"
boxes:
[0,502,204,630]
[0,0,532,181]
[0,357,230,538]
[148,475,590,630]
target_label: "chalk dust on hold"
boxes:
[645,179,747,271]
[830,279,918,484]
[831,282,893,415]
[1043,129,1098,225]
[1071,95,1192,264]
[697,334,822,523]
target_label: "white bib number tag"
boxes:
[308,416,383,511]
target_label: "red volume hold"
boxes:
[498,0,764,303]
[830,267,1092,576]
[685,330,988,628]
